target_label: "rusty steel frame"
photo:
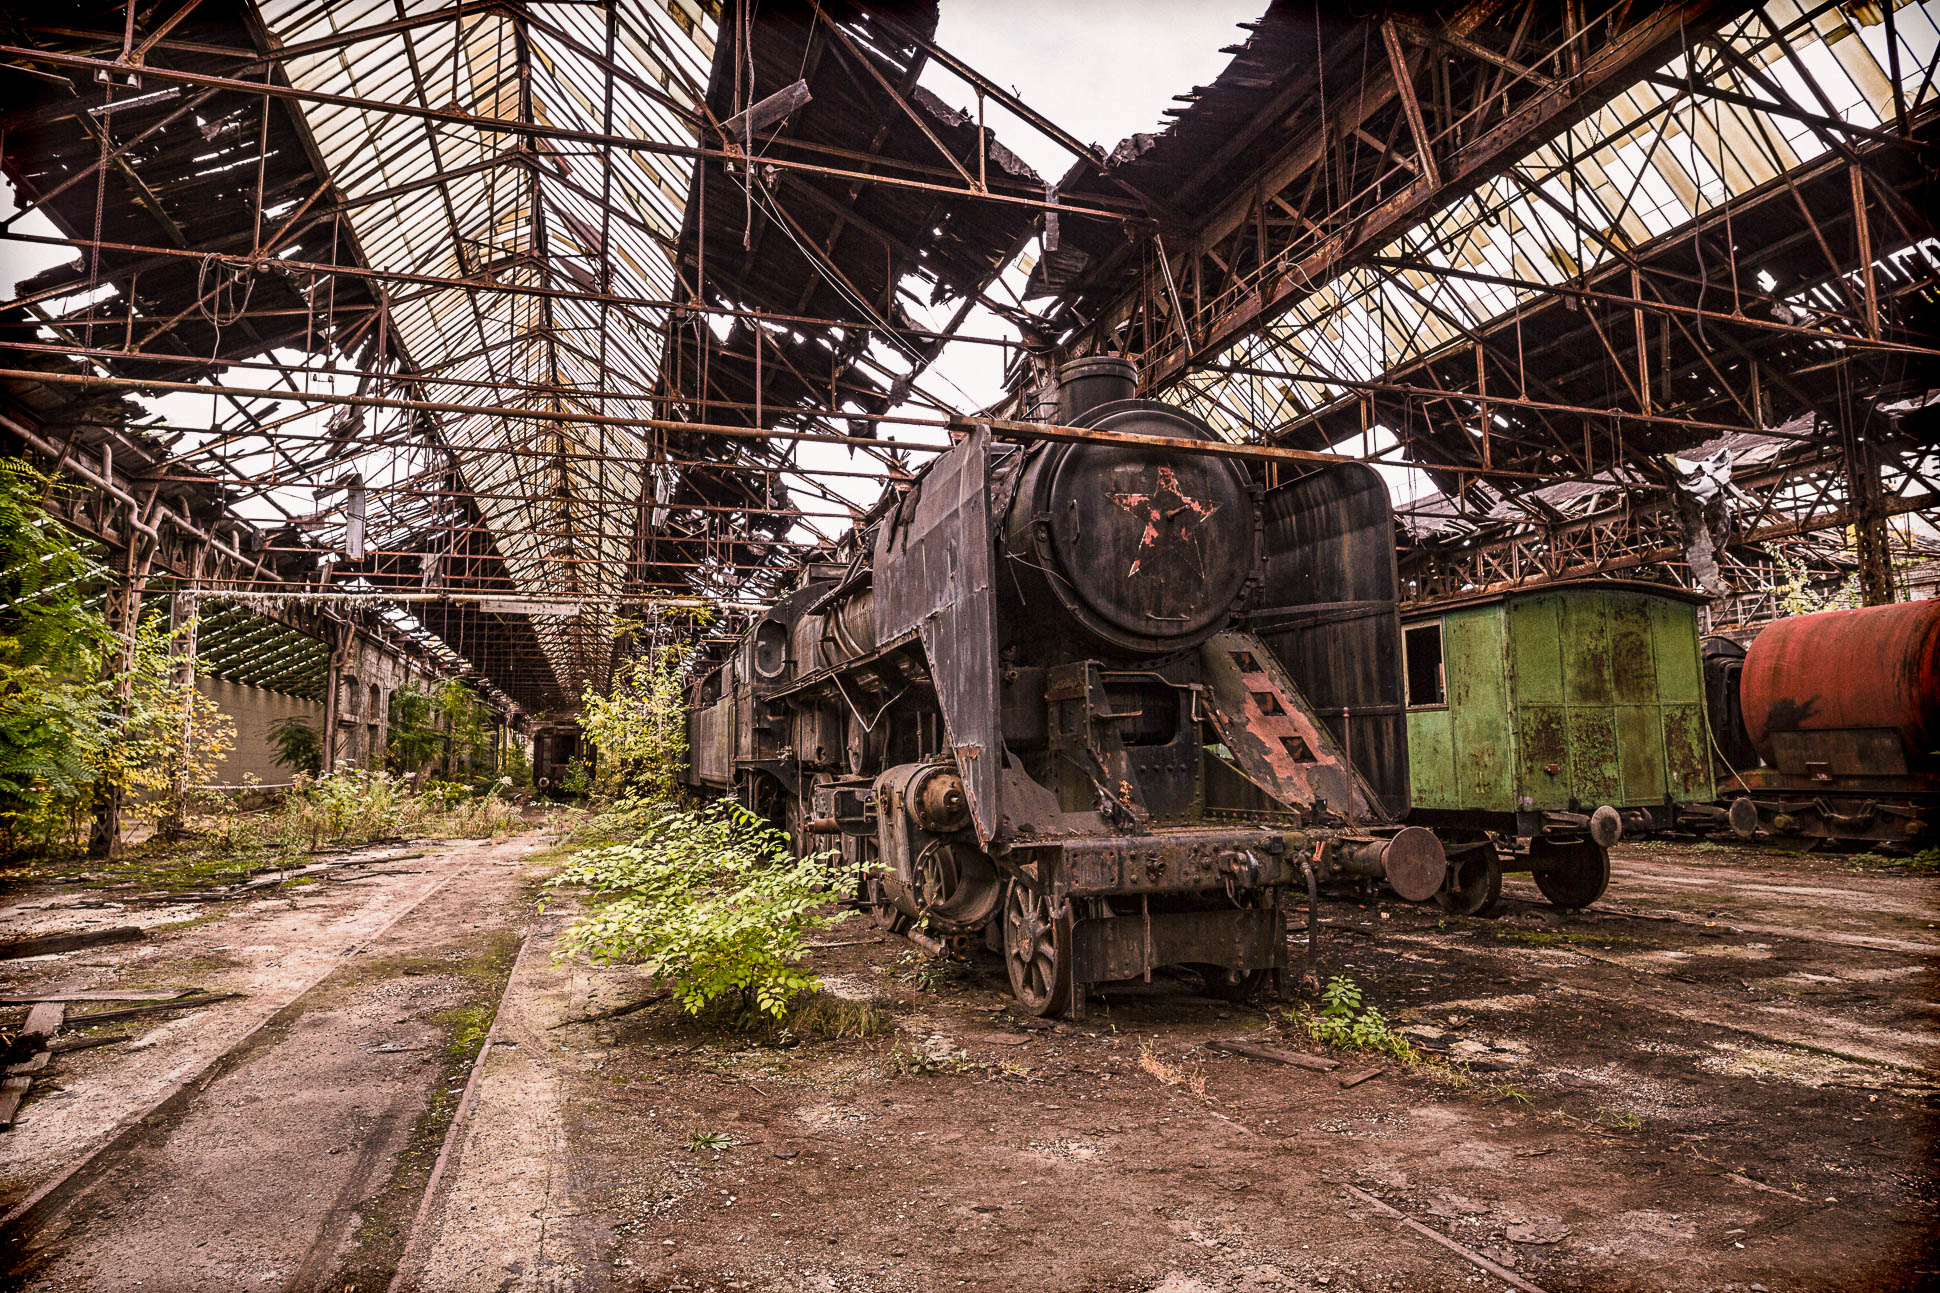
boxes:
[4,0,1935,714]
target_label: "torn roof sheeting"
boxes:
[1179,4,1940,461]
[257,0,718,700]
[1022,0,1320,305]
[666,1,1041,440]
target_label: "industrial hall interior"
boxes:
[0,1,1936,1290]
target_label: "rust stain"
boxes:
[1107,464,1220,577]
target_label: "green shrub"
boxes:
[268,715,323,777]
[579,641,693,797]
[282,769,409,847]
[548,799,844,1020]
[1298,975,1420,1063]
[0,460,110,848]
[385,684,444,774]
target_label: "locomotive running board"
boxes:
[1199,630,1386,823]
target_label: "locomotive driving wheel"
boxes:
[1434,840,1502,917]
[1531,838,1610,909]
[1003,881,1072,1017]
[863,868,912,934]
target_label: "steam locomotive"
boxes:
[683,357,1449,1016]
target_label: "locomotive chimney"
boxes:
[1056,355,1137,423]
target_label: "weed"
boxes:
[687,1131,736,1152]
[783,992,891,1040]
[894,949,958,993]
[440,1002,493,1059]
[1492,1081,1535,1106]
[1293,976,1421,1063]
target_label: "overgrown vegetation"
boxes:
[1293,975,1421,1063]
[0,461,234,852]
[578,637,694,797]
[0,460,110,847]
[268,715,324,776]
[547,800,845,1020]
[257,769,521,850]
[385,679,518,790]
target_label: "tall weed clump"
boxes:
[0,460,110,849]
[548,800,844,1019]
[579,638,694,797]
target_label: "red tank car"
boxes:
[1717,601,1939,848]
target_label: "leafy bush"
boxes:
[579,642,693,797]
[1298,975,1420,1063]
[268,715,324,777]
[0,460,110,847]
[282,769,409,847]
[386,684,445,774]
[548,799,844,1019]
[252,768,521,850]
[559,756,594,798]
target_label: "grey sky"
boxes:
[922,0,1267,182]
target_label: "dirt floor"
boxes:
[2,836,1935,1292]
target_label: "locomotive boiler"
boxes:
[684,357,1447,1016]
[1706,599,1938,848]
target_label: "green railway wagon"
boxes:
[1401,580,1715,914]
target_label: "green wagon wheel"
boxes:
[1003,881,1072,1017]
[1531,838,1611,909]
[1434,845,1502,917]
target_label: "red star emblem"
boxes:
[1107,465,1220,576]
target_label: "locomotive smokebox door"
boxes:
[1004,404,1259,659]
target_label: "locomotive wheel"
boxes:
[1434,845,1502,917]
[864,870,912,934]
[1003,881,1072,1017]
[1531,838,1611,909]
[1194,965,1268,1003]
[782,796,809,858]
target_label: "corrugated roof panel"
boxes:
[257,0,715,694]
[1181,4,1940,444]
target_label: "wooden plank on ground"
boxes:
[1207,1038,1341,1071]
[0,927,145,960]
[20,1003,65,1042]
[5,1051,51,1076]
[65,992,239,1027]
[0,1075,31,1130]
[0,988,195,1005]
[48,1033,131,1054]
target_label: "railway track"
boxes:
[0,836,542,1291]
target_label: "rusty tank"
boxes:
[1715,600,1939,846]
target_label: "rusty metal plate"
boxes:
[1199,630,1381,822]
[873,424,1002,845]
[1253,463,1409,818]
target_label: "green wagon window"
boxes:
[1405,622,1446,709]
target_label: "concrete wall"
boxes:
[197,676,326,787]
